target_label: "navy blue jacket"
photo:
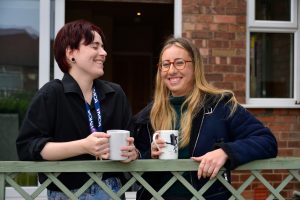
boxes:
[131,94,277,199]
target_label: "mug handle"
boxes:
[152,132,161,151]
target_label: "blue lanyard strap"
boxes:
[85,87,102,133]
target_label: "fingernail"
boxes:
[198,176,200,180]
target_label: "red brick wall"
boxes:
[182,0,247,102]
[182,0,300,198]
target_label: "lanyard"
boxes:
[85,87,102,133]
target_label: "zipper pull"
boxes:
[223,172,228,181]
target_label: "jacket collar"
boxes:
[61,73,115,101]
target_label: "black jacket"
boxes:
[16,74,132,191]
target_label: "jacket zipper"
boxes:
[190,113,205,187]
[189,99,226,191]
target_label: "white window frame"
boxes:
[8,1,65,199]
[245,0,300,108]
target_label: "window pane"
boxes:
[0,0,39,186]
[255,0,291,21]
[250,33,294,98]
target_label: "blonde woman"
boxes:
[132,37,277,200]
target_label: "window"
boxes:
[246,0,300,107]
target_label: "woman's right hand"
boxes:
[84,132,110,159]
[151,132,165,159]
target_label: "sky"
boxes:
[0,0,39,35]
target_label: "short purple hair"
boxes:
[53,19,106,73]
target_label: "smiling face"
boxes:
[160,45,195,97]
[69,31,107,80]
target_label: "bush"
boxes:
[0,91,33,123]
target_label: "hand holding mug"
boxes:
[108,130,131,161]
[152,130,179,160]
[84,132,110,159]
[120,136,140,163]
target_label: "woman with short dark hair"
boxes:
[16,19,137,200]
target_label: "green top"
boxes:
[160,96,191,197]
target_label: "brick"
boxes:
[227,8,246,15]
[291,124,300,131]
[288,141,300,148]
[182,15,198,23]
[294,149,300,156]
[263,174,283,182]
[214,32,235,40]
[194,23,210,31]
[231,40,246,48]
[237,0,247,11]
[215,0,237,8]
[216,24,229,32]
[288,132,300,140]
[236,32,246,40]
[183,22,195,31]
[213,82,234,90]
[213,15,237,24]
[277,141,288,148]
[228,24,246,32]
[197,15,213,23]
[199,48,209,56]
[209,56,227,64]
[205,73,223,82]
[242,191,253,199]
[235,65,245,73]
[257,116,277,123]
[201,57,209,65]
[278,149,294,156]
[191,31,213,39]
[208,40,230,48]
[224,74,245,82]
[236,15,246,23]
[212,49,235,57]
[253,187,269,200]
[231,57,246,65]
[213,65,235,72]
[231,174,240,182]
[188,0,211,6]
[209,24,219,31]
[234,81,245,90]
[269,125,290,132]
[194,39,207,48]
[204,64,213,72]
[273,109,289,115]
[235,49,246,56]
[206,7,226,15]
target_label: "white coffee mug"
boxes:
[152,130,179,160]
[108,130,130,160]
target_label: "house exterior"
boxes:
[0,0,299,199]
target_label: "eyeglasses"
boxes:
[159,58,192,72]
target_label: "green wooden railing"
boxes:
[0,157,299,200]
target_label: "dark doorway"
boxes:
[66,1,173,114]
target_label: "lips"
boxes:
[168,77,182,85]
[94,59,105,65]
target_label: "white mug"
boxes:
[108,130,130,160]
[152,130,179,160]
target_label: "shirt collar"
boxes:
[61,73,115,100]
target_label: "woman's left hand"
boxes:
[192,148,228,179]
[120,136,139,163]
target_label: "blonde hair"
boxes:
[150,37,238,148]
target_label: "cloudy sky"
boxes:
[0,0,39,35]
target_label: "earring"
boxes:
[71,58,75,63]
